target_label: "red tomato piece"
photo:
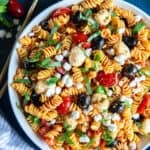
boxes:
[137,94,150,114]
[38,126,49,136]
[96,71,117,87]
[82,42,91,49]
[52,7,72,17]
[8,0,25,18]
[41,119,47,126]
[72,32,88,44]
[100,140,106,150]
[56,67,65,75]
[57,96,72,115]
[87,129,93,137]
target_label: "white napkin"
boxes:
[0,113,34,150]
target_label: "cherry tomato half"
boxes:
[52,7,72,17]
[137,94,150,114]
[82,42,91,49]
[100,140,106,150]
[72,32,88,44]
[96,71,117,87]
[57,96,72,115]
[56,67,66,75]
[38,126,49,136]
[8,0,25,18]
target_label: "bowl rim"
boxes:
[8,0,150,150]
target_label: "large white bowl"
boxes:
[8,0,150,149]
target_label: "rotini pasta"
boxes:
[12,0,150,149]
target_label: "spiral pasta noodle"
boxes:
[32,25,49,40]
[42,46,57,58]
[48,14,70,29]
[72,67,84,83]
[25,104,58,121]
[40,95,63,111]
[37,69,55,80]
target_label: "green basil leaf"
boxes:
[47,61,61,68]
[66,138,74,145]
[93,53,102,61]
[122,101,131,108]
[102,131,114,145]
[24,70,31,75]
[84,77,92,95]
[46,77,59,85]
[88,31,101,42]
[0,0,9,5]
[80,67,89,73]
[137,69,145,76]
[86,138,95,148]
[95,86,107,95]
[33,117,40,125]
[14,78,31,84]
[93,61,100,71]
[141,68,150,77]
[40,58,51,66]
[56,43,62,51]
[88,18,99,30]
[26,51,42,63]
[24,93,30,101]
[84,9,92,18]
[50,22,58,37]
[132,22,145,34]
[135,122,142,128]
[47,39,57,46]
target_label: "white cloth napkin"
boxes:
[0,113,34,150]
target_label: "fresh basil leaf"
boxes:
[122,101,131,108]
[14,78,31,84]
[0,15,13,28]
[66,138,74,145]
[26,51,42,63]
[84,77,92,95]
[47,61,61,68]
[0,5,6,13]
[24,93,30,101]
[33,117,40,125]
[47,39,57,46]
[84,9,92,18]
[95,86,107,95]
[40,58,51,66]
[0,0,9,5]
[137,69,144,76]
[93,53,102,61]
[76,130,86,136]
[80,67,89,73]
[24,70,31,75]
[102,131,114,145]
[86,138,95,148]
[46,77,59,85]
[50,22,58,37]
[107,24,116,33]
[141,68,150,77]
[88,18,99,30]
[132,22,145,34]
[56,43,62,51]
[88,31,101,42]
[93,61,100,71]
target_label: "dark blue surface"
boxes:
[0,0,150,150]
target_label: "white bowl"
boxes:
[8,0,150,149]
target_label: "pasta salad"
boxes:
[12,0,150,149]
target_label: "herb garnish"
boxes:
[102,130,114,145]
[46,77,59,85]
[84,76,92,95]
[37,58,61,69]
[86,138,95,147]
[95,86,107,95]
[14,78,31,85]
[26,51,42,63]
[57,122,74,145]
[27,115,40,125]
[23,93,30,104]
[132,22,145,34]
[80,67,89,73]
